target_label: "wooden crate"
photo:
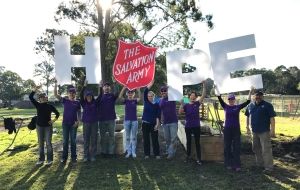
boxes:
[177,121,224,161]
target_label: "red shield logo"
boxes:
[113,40,157,90]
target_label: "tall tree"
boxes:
[34,60,54,95]
[36,0,213,83]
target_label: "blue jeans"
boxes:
[163,122,178,157]
[62,124,78,160]
[99,120,116,154]
[83,122,98,159]
[124,120,138,155]
[36,125,53,162]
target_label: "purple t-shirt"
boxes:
[62,98,81,125]
[218,96,250,128]
[183,101,201,128]
[124,99,138,121]
[81,101,98,123]
[159,97,178,124]
[98,93,117,121]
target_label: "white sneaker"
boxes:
[144,155,150,159]
[36,160,44,166]
[132,153,137,158]
[125,153,131,158]
[155,156,161,160]
[45,161,53,166]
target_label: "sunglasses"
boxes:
[160,90,167,93]
[127,91,134,94]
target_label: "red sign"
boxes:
[113,40,157,90]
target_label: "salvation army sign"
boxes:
[113,40,157,90]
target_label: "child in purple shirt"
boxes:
[118,87,141,158]
[215,86,253,171]
[54,80,81,163]
[179,80,206,165]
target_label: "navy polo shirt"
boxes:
[245,100,276,133]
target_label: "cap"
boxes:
[38,93,48,98]
[84,90,93,96]
[126,89,135,94]
[254,90,264,96]
[160,85,168,92]
[103,82,110,86]
[227,93,235,100]
[68,88,76,93]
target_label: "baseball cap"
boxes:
[160,85,168,92]
[68,88,76,93]
[227,93,235,100]
[254,90,264,96]
[84,90,93,96]
[38,93,48,98]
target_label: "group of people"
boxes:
[29,79,276,173]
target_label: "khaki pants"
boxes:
[252,131,273,170]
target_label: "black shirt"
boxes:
[29,91,60,127]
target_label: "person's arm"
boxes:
[96,80,103,103]
[74,103,81,127]
[154,117,160,131]
[144,87,149,103]
[245,108,251,135]
[117,86,126,103]
[217,96,226,108]
[136,88,141,102]
[179,99,185,115]
[54,79,61,101]
[49,106,60,125]
[29,86,40,108]
[147,80,154,89]
[80,82,86,106]
[270,117,275,137]
[198,80,206,103]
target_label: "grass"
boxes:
[0,106,300,190]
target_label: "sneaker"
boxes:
[144,155,150,159]
[125,153,131,158]
[263,168,273,173]
[83,158,88,162]
[226,166,232,170]
[155,156,161,160]
[90,157,96,162]
[45,161,53,166]
[196,160,202,165]
[36,160,44,166]
[184,157,191,163]
[132,153,137,158]
[60,158,67,163]
[167,155,174,160]
[235,167,241,172]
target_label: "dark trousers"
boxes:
[223,127,241,168]
[62,124,77,160]
[142,122,160,156]
[185,127,201,161]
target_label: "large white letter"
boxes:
[209,34,263,93]
[166,49,211,101]
[54,36,102,85]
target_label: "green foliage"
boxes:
[232,66,300,95]
[0,70,23,104]
[34,60,55,95]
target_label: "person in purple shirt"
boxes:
[179,80,206,165]
[215,86,253,171]
[54,80,81,163]
[80,80,102,162]
[159,85,178,160]
[118,87,141,158]
[142,80,161,159]
[98,81,118,157]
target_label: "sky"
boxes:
[0,0,300,81]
